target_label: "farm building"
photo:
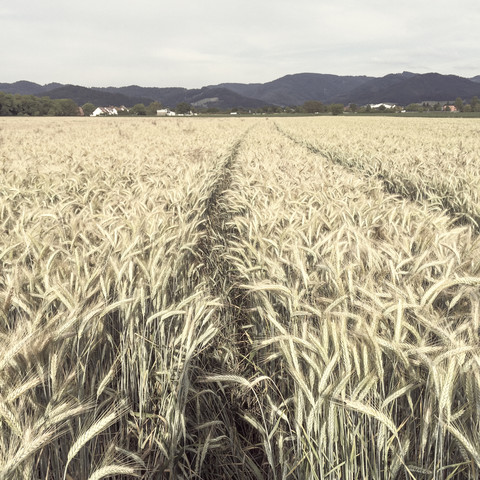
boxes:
[157,109,176,116]
[91,106,128,116]
[368,103,397,109]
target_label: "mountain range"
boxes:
[2,72,480,109]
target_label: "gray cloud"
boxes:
[1,0,479,87]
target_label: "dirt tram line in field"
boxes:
[192,126,277,476]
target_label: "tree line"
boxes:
[0,93,345,117]
[401,96,480,113]
[2,91,480,117]
[0,92,79,116]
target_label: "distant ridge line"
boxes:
[1,72,480,109]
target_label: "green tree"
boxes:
[146,101,163,116]
[130,103,147,115]
[0,92,13,115]
[406,103,423,112]
[471,96,479,112]
[47,102,63,116]
[455,97,464,112]
[302,100,325,113]
[57,99,79,116]
[20,95,38,115]
[82,103,96,116]
[349,103,358,113]
[39,97,53,115]
[175,102,192,115]
[330,104,344,116]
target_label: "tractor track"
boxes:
[192,126,269,478]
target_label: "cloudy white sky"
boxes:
[1,0,479,87]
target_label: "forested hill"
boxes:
[2,71,480,109]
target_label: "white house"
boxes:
[91,106,128,116]
[368,103,397,110]
[157,109,176,116]
[91,106,117,116]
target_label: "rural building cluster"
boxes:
[89,106,198,117]
[90,106,129,116]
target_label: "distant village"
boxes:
[89,101,464,117]
[91,106,196,117]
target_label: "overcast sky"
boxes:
[1,0,479,87]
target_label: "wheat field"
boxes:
[1,116,479,479]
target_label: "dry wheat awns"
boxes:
[1,116,479,479]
